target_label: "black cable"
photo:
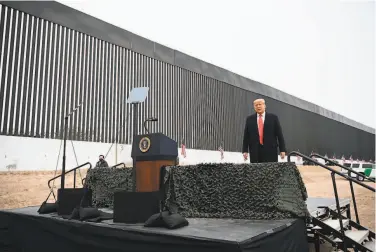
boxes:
[51,139,63,201]
[70,140,83,185]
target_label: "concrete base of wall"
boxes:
[0,135,304,171]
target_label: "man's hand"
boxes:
[280,152,286,159]
[243,152,248,161]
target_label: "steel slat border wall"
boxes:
[0,0,373,135]
[0,4,374,160]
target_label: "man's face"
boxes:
[99,156,103,161]
[253,99,266,114]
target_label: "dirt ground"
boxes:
[299,165,375,230]
[0,165,374,230]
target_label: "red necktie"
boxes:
[258,114,264,145]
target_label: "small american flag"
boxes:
[181,139,186,158]
[218,144,224,160]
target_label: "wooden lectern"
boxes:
[131,133,178,192]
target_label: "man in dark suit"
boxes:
[242,98,286,163]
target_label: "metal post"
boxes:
[61,116,68,189]
[115,143,118,165]
[115,117,119,165]
[314,231,320,252]
[133,103,138,137]
[346,204,352,230]
[132,103,138,191]
[331,172,347,251]
[73,170,76,188]
[59,103,83,191]
[349,180,360,224]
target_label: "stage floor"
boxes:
[0,197,349,252]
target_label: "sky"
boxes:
[58,0,375,129]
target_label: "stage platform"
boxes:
[0,197,350,252]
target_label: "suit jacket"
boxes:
[242,112,286,162]
[96,160,109,168]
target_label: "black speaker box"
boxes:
[57,188,92,215]
[113,190,160,224]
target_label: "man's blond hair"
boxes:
[253,98,265,104]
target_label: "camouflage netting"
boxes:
[85,162,309,220]
[85,167,133,208]
[162,162,309,220]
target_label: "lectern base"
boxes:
[135,160,175,192]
